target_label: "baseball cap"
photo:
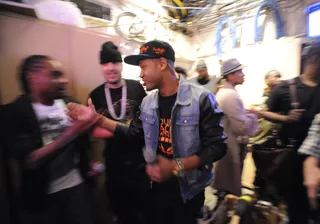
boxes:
[124,40,175,66]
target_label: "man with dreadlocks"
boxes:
[6,55,96,224]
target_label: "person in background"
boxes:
[7,55,96,224]
[175,66,188,79]
[66,40,227,224]
[188,59,217,93]
[251,45,320,223]
[263,70,282,98]
[250,69,282,143]
[89,41,150,224]
[298,113,320,220]
[213,58,259,197]
[249,70,282,201]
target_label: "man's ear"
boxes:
[27,73,35,86]
[308,55,319,65]
[225,74,231,82]
[265,78,270,86]
[158,58,167,71]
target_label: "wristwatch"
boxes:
[172,158,185,178]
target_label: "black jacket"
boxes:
[6,95,92,208]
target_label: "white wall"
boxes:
[38,0,312,101]
[205,38,301,108]
[187,37,301,108]
[84,0,196,81]
[184,1,317,107]
[237,38,301,107]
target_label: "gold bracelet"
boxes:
[172,160,179,176]
[172,168,178,176]
[176,158,184,171]
[172,158,184,176]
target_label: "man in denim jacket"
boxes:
[67,40,227,224]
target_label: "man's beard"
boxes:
[53,91,66,99]
[53,86,67,99]
[198,76,206,81]
[108,79,121,85]
[198,73,208,81]
[106,72,122,85]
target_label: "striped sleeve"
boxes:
[298,113,320,158]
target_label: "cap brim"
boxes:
[124,54,160,66]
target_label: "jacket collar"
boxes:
[14,94,42,138]
[149,76,192,110]
[176,76,192,106]
[16,95,38,121]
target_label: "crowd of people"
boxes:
[0,39,320,224]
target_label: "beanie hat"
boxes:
[100,41,123,64]
[196,60,207,71]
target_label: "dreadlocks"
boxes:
[18,55,51,94]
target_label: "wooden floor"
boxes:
[242,152,256,189]
[204,152,256,210]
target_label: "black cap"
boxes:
[124,40,175,66]
[100,41,122,64]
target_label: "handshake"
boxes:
[59,99,102,144]
[25,99,104,169]
[66,98,98,123]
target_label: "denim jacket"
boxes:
[115,77,226,202]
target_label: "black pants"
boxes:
[278,156,310,224]
[20,183,94,224]
[150,178,205,224]
[280,181,310,224]
[106,171,151,224]
[254,151,311,223]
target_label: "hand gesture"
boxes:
[246,108,262,119]
[285,109,305,123]
[66,98,96,122]
[146,156,176,182]
[146,164,161,182]
[303,157,320,209]
[157,155,176,180]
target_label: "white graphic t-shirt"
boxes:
[32,99,83,194]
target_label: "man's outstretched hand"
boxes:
[66,98,96,122]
